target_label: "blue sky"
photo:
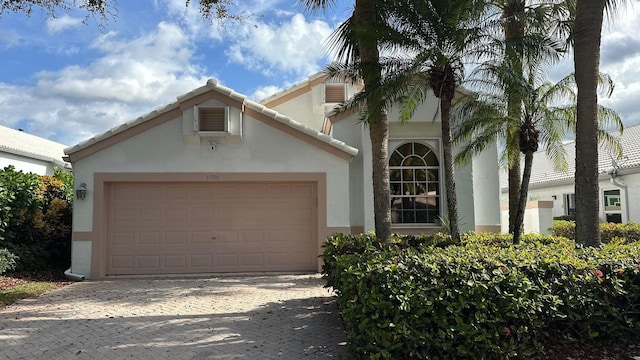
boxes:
[0,0,639,146]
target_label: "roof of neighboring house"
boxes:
[0,125,70,168]
[501,122,640,188]
[65,79,358,160]
[259,71,329,107]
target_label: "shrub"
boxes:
[322,232,640,359]
[0,166,72,271]
[0,248,18,274]
[550,220,640,243]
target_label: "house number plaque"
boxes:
[206,174,221,181]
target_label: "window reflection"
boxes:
[389,142,440,224]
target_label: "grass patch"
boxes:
[0,282,60,308]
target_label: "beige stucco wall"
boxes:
[330,93,501,235]
[70,110,352,278]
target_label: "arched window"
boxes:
[389,142,440,224]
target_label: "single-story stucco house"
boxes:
[0,124,71,175]
[64,74,502,279]
[502,123,640,226]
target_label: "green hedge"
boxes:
[550,220,640,243]
[321,232,640,359]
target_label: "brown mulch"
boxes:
[0,269,73,291]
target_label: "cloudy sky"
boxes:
[0,0,638,146]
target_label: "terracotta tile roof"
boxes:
[0,125,69,168]
[65,79,358,158]
[500,122,640,188]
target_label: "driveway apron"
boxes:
[0,274,349,359]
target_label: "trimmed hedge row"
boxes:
[550,220,640,243]
[321,232,640,359]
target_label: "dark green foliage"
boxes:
[0,166,73,271]
[553,215,576,221]
[0,248,17,274]
[322,232,640,359]
[551,220,640,243]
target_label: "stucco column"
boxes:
[472,142,502,232]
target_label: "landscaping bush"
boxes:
[0,248,17,275]
[0,166,72,271]
[550,220,640,243]
[553,215,575,221]
[322,232,640,359]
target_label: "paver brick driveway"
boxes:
[0,274,349,359]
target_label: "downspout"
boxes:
[64,268,85,281]
[607,167,629,223]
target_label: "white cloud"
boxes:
[35,22,206,104]
[46,15,83,34]
[0,29,20,50]
[0,21,212,145]
[251,85,284,101]
[224,13,333,78]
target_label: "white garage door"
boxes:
[106,182,318,275]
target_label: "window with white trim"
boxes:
[389,142,440,224]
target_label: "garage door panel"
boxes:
[139,232,161,245]
[191,255,213,267]
[107,181,318,275]
[138,256,161,269]
[166,208,188,222]
[166,232,187,244]
[112,232,134,246]
[292,184,315,197]
[113,208,135,222]
[192,231,214,244]
[165,255,187,268]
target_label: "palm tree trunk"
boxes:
[441,97,460,241]
[574,0,605,246]
[503,0,525,234]
[507,132,521,233]
[513,150,533,244]
[355,0,392,242]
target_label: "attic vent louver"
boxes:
[195,107,228,132]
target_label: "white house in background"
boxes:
[64,74,501,279]
[501,123,640,226]
[0,124,71,175]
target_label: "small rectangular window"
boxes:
[325,84,346,103]
[564,193,576,215]
[198,107,226,132]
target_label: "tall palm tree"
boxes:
[573,0,626,246]
[455,63,622,243]
[381,0,490,241]
[301,0,394,241]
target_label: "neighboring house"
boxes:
[0,125,70,175]
[64,75,501,279]
[501,123,640,226]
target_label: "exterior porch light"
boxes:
[76,183,87,200]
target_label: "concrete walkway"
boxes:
[0,274,349,359]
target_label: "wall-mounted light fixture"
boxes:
[552,195,557,200]
[76,183,87,200]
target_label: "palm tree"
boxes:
[573,0,627,246]
[380,0,491,241]
[455,63,622,243]
[302,0,394,241]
